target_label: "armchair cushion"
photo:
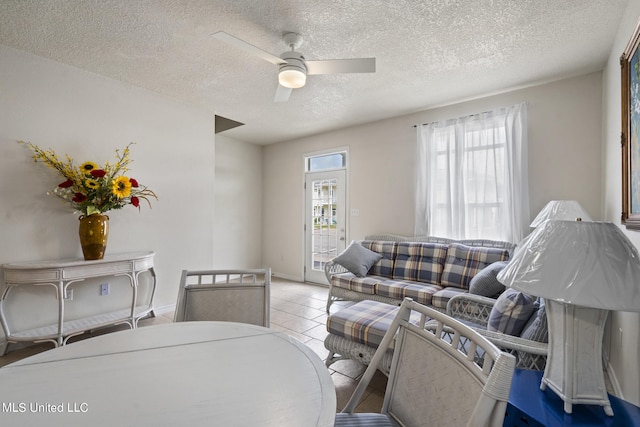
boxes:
[333,241,383,278]
[487,288,536,336]
[469,260,508,298]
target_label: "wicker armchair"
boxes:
[336,298,516,427]
[446,293,548,370]
[174,268,271,327]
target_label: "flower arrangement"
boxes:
[19,141,157,216]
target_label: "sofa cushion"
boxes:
[520,299,548,343]
[440,244,510,290]
[376,279,443,306]
[331,273,386,295]
[469,261,509,298]
[333,241,383,277]
[326,300,400,348]
[391,242,448,283]
[487,288,536,336]
[361,240,397,277]
[431,287,469,310]
[517,298,548,369]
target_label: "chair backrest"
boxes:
[342,298,516,427]
[174,268,271,327]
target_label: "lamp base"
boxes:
[541,301,613,416]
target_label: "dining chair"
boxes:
[174,268,271,327]
[336,297,516,427]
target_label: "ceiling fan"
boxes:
[212,31,376,102]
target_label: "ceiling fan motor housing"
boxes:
[278,51,307,88]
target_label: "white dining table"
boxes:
[0,321,337,426]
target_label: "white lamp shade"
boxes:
[529,200,592,228]
[497,220,640,311]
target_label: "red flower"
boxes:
[72,193,87,203]
[58,179,73,188]
[131,196,140,208]
[90,169,106,178]
[129,178,139,188]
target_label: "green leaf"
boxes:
[86,205,101,216]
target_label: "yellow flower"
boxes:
[112,176,132,198]
[80,161,99,175]
[84,179,99,189]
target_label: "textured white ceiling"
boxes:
[0,0,629,144]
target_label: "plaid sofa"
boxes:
[324,234,515,314]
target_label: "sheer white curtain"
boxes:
[414,103,529,243]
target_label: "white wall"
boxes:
[0,45,217,341]
[214,134,263,269]
[602,0,640,406]
[263,72,603,282]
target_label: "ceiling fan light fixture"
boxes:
[278,51,307,89]
[279,67,306,88]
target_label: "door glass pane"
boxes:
[311,178,338,272]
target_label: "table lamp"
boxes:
[497,220,640,416]
[529,200,592,228]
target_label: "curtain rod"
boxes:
[412,102,528,128]
[412,109,494,128]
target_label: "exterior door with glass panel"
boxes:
[305,170,346,284]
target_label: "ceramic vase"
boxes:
[78,214,109,260]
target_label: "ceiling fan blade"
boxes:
[212,31,286,66]
[274,84,292,102]
[306,58,376,75]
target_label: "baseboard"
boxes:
[153,304,175,316]
[272,272,303,282]
[603,347,624,398]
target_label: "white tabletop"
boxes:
[0,321,336,426]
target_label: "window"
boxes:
[415,103,529,243]
[307,152,346,171]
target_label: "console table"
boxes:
[0,251,156,355]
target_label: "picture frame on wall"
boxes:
[621,18,640,230]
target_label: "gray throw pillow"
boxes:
[469,261,509,298]
[487,288,536,336]
[333,241,382,277]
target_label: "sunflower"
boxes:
[80,161,99,175]
[84,178,99,189]
[112,176,132,198]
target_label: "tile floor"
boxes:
[0,277,386,413]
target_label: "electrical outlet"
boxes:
[64,288,73,300]
[100,283,110,296]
